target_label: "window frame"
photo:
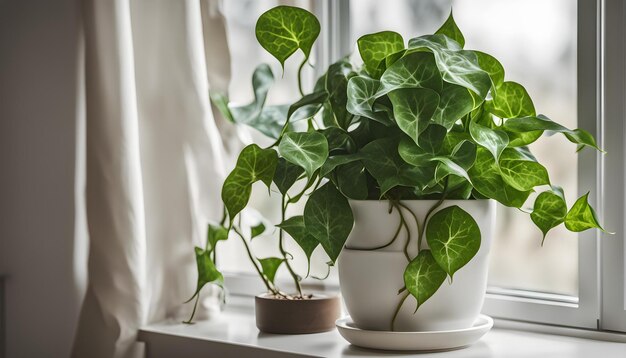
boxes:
[221,0,626,333]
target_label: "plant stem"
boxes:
[288,173,320,204]
[182,293,200,324]
[347,203,403,251]
[297,57,307,97]
[391,291,409,331]
[280,195,303,297]
[232,226,278,295]
[417,179,450,250]
[397,202,421,254]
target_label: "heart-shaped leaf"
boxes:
[222,145,278,222]
[278,132,329,177]
[426,205,481,278]
[320,154,362,177]
[278,216,319,275]
[407,36,491,98]
[531,188,567,242]
[469,120,509,161]
[358,31,405,78]
[474,51,504,89]
[186,247,223,303]
[565,193,606,232]
[250,222,266,239]
[379,52,443,95]
[468,147,531,208]
[499,148,550,191]
[336,161,369,200]
[258,257,285,284]
[486,81,536,118]
[435,11,465,48]
[432,83,474,129]
[207,224,228,251]
[346,76,393,125]
[303,183,354,263]
[322,60,355,129]
[255,6,320,69]
[273,157,304,195]
[404,250,447,310]
[503,115,602,152]
[417,124,447,154]
[361,138,433,195]
[388,88,440,144]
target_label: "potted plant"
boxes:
[185,5,606,342]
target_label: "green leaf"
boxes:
[403,250,447,310]
[468,147,531,207]
[432,83,474,129]
[250,222,266,239]
[498,148,550,191]
[221,144,278,222]
[486,81,536,118]
[255,6,320,68]
[426,205,481,278]
[358,31,405,78]
[474,51,504,89]
[278,216,319,268]
[565,193,605,232]
[186,247,223,302]
[432,156,472,183]
[531,189,567,241]
[450,140,477,170]
[346,76,393,125]
[503,115,602,152]
[321,127,355,153]
[361,138,433,195]
[435,11,465,48]
[303,183,354,263]
[228,65,287,139]
[210,91,234,123]
[320,154,362,177]
[287,91,328,123]
[273,157,304,195]
[379,52,443,94]
[407,35,491,98]
[278,132,329,177]
[207,224,228,251]
[323,60,355,129]
[418,123,447,154]
[398,137,434,166]
[469,120,509,161]
[388,88,440,144]
[258,257,284,284]
[336,161,369,200]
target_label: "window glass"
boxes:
[350,0,579,296]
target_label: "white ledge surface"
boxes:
[139,297,626,358]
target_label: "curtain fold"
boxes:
[73,1,232,357]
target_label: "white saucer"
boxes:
[336,314,493,352]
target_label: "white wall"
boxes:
[0,0,85,357]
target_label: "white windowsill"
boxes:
[138,295,626,358]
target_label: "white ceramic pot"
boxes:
[338,199,495,332]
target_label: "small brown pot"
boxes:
[255,293,341,334]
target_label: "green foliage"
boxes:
[358,31,404,78]
[186,247,223,303]
[404,250,447,310]
[255,6,320,69]
[221,144,278,224]
[303,183,354,263]
[278,132,329,177]
[565,193,606,232]
[426,206,481,278]
[189,5,606,319]
[531,188,567,241]
[259,257,285,284]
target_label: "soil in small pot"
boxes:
[255,293,341,334]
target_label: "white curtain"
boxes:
[72,1,235,357]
